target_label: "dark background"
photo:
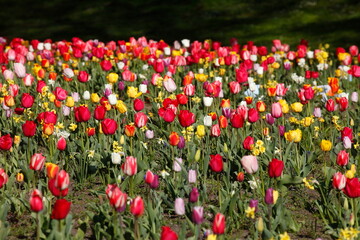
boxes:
[1,0,360,47]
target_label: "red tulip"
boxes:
[212,213,226,235]
[268,158,284,178]
[55,137,66,151]
[122,156,137,176]
[53,87,68,101]
[343,178,360,198]
[178,110,195,127]
[21,93,34,108]
[176,94,188,105]
[94,105,106,120]
[133,98,144,111]
[256,101,266,112]
[220,99,231,108]
[48,178,68,197]
[336,150,349,166]
[161,226,178,240]
[86,127,96,136]
[341,127,353,141]
[218,115,228,128]
[22,120,37,137]
[30,153,46,171]
[100,60,112,71]
[325,99,335,112]
[42,123,54,135]
[169,132,180,146]
[77,70,89,83]
[229,81,241,94]
[160,108,176,123]
[209,154,223,172]
[338,97,348,111]
[101,118,118,135]
[0,168,9,189]
[183,84,195,96]
[37,111,57,124]
[124,124,136,137]
[332,172,346,190]
[106,184,127,212]
[237,172,245,182]
[130,196,144,217]
[0,134,13,151]
[134,112,148,128]
[153,59,165,73]
[29,189,43,212]
[243,136,254,150]
[51,199,71,220]
[55,170,70,190]
[247,108,259,123]
[230,113,244,128]
[74,106,91,122]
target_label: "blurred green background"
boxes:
[1,0,360,48]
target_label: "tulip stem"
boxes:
[268,205,273,233]
[352,198,358,228]
[36,212,41,240]
[134,217,140,240]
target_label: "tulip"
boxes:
[133,98,144,112]
[184,84,195,96]
[169,132,180,146]
[291,102,303,113]
[241,155,258,174]
[268,158,284,178]
[229,81,241,94]
[271,102,282,118]
[189,187,199,203]
[57,137,67,151]
[29,189,43,212]
[45,163,59,179]
[222,108,232,119]
[256,101,266,112]
[74,106,91,122]
[30,153,46,171]
[145,130,154,139]
[139,84,147,93]
[130,196,145,217]
[313,107,322,118]
[174,198,185,215]
[325,99,335,112]
[163,77,177,92]
[341,127,353,141]
[124,124,136,137]
[173,157,183,172]
[111,152,122,165]
[343,136,352,149]
[265,188,279,205]
[65,96,75,107]
[134,112,148,128]
[161,226,178,240]
[51,199,71,220]
[209,154,223,172]
[192,206,204,224]
[0,168,8,189]
[178,110,195,128]
[53,87,68,101]
[21,93,35,108]
[338,97,348,111]
[16,172,24,182]
[106,184,127,212]
[203,97,214,107]
[243,136,254,150]
[230,113,244,128]
[218,116,228,129]
[0,134,12,151]
[107,94,117,105]
[343,178,360,198]
[22,120,37,137]
[284,129,302,143]
[237,172,245,182]
[265,113,275,125]
[332,172,346,190]
[4,95,15,107]
[42,123,54,136]
[351,92,358,102]
[203,116,212,126]
[188,169,197,183]
[212,213,226,235]
[247,108,259,123]
[122,156,137,176]
[320,140,332,152]
[249,199,259,212]
[14,63,26,78]
[55,170,70,190]
[337,150,349,166]
[211,124,221,137]
[77,70,89,83]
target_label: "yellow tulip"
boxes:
[116,100,127,113]
[320,139,332,152]
[107,72,119,84]
[284,129,302,143]
[279,99,289,113]
[65,96,75,107]
[196,125,206,139]
[91,93,100,103]
[291,102,303,113]
[127,86,142,98]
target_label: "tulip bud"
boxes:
[111,152,122,165]
[173,157,182,172]
[195,149,201,162]
[174,198,185,215]
[16,172,24,182]
[189,187,199,203]
[29,189,43,212]
[256,217,264,233]
[130,196,145,217]
[57,137,67,151]
[145,130,154,139]
[188,169,197,183]
[192,206,204,224]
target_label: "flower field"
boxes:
[0,36,359,240]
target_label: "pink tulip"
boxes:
[240,155,258,174]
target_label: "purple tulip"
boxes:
[189,187,199,203]
[192,206,204,224]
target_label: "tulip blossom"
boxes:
[209,154,223,172]
[130,196,145,217]
[0,168,9,189]
[101,118,118,135]
[55,170,70,190]
[51,199,71,220]
[336,150,349,166]
[189,187,199,203]
[29,189,43,212]
[268,158,284,178]
[192,206,204,224]
[30,153,46,171]
[212,213,226,235]
[122,156,137,176]
[271,102,282,118]
[106,184,127,212]
[22,120,37,137]
[160,226,178,240]
[332,172,346,190]
[343,178,360,198]
[178,110,195,128]
[241,155,258,174]
[174,198,185,215]
[57,137,67,151]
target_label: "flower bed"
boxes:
[0,36,359,239]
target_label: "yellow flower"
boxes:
[87,150,95,158]
[65,96,75,107]
[107,72,119,84]
[279,232,291,240]
[195,73,208,82]
[284,129,302,143]
[245,206,256,219]
[116,100,127,113]
[346,164,356,179]
[69,123,77,131]
[338,227,360,240]
[48,93,56,102]
[191,97,201,103]
[207,234,217,240]
[127,86,142,98]
[14,135,21,145]
[301,117,314,127]
[196,125,206,139]
[91,93,100,103]
[291,102,303,113]
[303,178,315,190]
[320,139,332,152]
[278,99,289,113]
[273,190,279,204]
